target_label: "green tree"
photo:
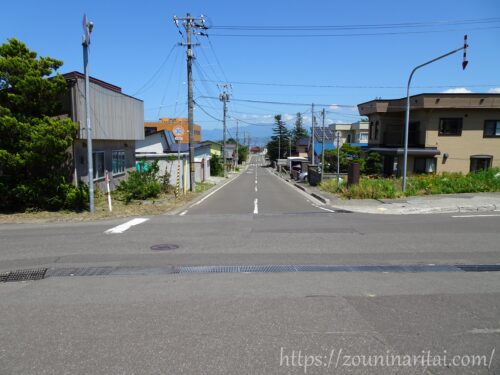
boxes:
[209,153,224,176]
[266,114,290,161]
[291,112,309,145]
[0,38,81,211]
[323,144,364,173]
[363,152,382,176]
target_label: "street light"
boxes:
[402,35,468,192]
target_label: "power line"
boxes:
[195,78,500,90]
[207,25,500,38]
[131,44,177,96]
[193,100,223,122]
[198,95,357,108]
[211,17,500,30]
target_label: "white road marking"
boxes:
[253,198,258,214]
[314,205,336,213]
[255,186,258,192]
[190,173,241,207]
[255,180,258,184]
[179,210,188,216]
[105,218,149,234]
[468,328,500,334]
[452,214,500,218]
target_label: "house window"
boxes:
[93,151,105,180]
[483,120,500,138]
[414,158,436,174]
[346,134,352,143]
[369,122,373,140]
[439,118,463,136]
[112,150,126,175]
[470,155,492,172]
[374,121,379,140]
[359,132,368,142]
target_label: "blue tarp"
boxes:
[313,143,336,155]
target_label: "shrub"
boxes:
[116,161,163,203]
[210,153,224,177]
[320,167,500,199]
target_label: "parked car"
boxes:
[298,171,308,182]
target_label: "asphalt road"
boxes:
[1,154,499,374]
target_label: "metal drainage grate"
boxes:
[456,264,500,272]
[0,268,47,282]
[150,244,179,251]
[45,266,178,278]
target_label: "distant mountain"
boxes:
[202,124,273,146]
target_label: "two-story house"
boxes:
[358,93,500,176]
[61,72,144,190]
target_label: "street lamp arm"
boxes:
[402,43,467,192]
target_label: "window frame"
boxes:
[92,151,105,181]
[470,155,492,172]
[413,157,436,174]
[438,118,463,136]
[112,149,126,176]
[483,120,500,138]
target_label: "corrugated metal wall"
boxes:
[73,77,144,141]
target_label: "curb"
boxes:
[275,169,332,206]
[311,192,330,205]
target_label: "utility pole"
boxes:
[278,124,281,160]
[336,131,341,185]
[402,35,469,192]
[219,89,230,178]
[82,14,94,213]
[321,108,326,181]
[235,120,239,167]
[174,13,207,191]
[311,104,315,165]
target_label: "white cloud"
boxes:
[441,87,473,94]
[488,88,500,94]
[329,104,340,110]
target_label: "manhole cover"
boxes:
[150,244,179,251]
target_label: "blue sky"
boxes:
[2,0,499,142]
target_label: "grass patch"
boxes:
[195,181,215,193]
[320,168,500,200]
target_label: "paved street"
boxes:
[1,154,500,374]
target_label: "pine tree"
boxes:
[0,39,82,211]
[266,114,290,161]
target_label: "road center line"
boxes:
[255,186,258,192]
[179,210,188,216]
[253,198,258,214]
[105,218,149,234]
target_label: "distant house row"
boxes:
[58,71,500,189]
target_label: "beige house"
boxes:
[328,121,369,146]
[358,93,500,175]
